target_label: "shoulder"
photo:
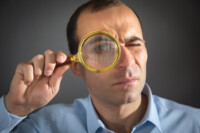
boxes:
[153,95,200,132]
[153,95,200,114]
[153,95,200,113]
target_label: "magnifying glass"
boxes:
[69,30,121,73]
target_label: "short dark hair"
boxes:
[66,0,140,54]
[66,0,122,54]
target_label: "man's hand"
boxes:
[4,49,70,116]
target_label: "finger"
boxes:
[56,54,73,68]
[56,51,67,63]
[44,49,56,76]
[16,62,34,85]
[31,54,44,79]
[49,63,70,90]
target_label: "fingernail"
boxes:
[57,56,64,62]
[45,70,52,76]
[26,82,31,85]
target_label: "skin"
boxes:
[4,3,148,133]
[71,4,148,133]
[4,50,70,116]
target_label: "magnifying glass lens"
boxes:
[82,34,118,69]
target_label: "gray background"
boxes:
[0,0,199,108]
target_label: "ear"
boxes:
[70,62,83,77]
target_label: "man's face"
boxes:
[76,4,147,105]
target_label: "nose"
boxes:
[115,45,135,70]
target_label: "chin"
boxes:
[120,84,143,104]
[122,92,140,104]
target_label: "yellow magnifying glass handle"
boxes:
[55,54,78,68]
[70,54,79,62]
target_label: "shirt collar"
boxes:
[85,83,162,133]
[86,96,102,133]
[140,83,162,133]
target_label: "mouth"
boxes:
[112,78,138,86]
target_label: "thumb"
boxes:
[49,64,70,89]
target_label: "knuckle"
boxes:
[25,77,33,83]
[25,63,33,71]
[15,63,24,74]
[35,69,42,76]
[16,62,28,73]
[33,54,44,61]
[17,62,26,68]
[44,49,54,55]
[23,74,34,83]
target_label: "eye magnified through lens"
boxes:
[69,31,121,73]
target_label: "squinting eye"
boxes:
[126,43,141,47]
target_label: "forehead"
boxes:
[76,4,143,41]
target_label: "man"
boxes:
[0,0,199,133]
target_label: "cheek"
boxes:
[136,48,148,85]
[81,69,108,90]
[83,72,113,101]
[134,48,148,70]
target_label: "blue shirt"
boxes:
[0,84,199,133]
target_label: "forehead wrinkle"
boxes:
[117,24,142,44]
[110,6,143,43]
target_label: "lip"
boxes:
[112,78,138,86]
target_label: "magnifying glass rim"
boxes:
[73,30,121,73]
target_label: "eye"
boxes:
[95,44,107,51]
[126,43,141,47]
[93,43,110,54]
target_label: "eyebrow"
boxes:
[85,36,113,46]
[84,35,143,46]
[124,36,143,43]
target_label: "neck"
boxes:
[91,94,148,133]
